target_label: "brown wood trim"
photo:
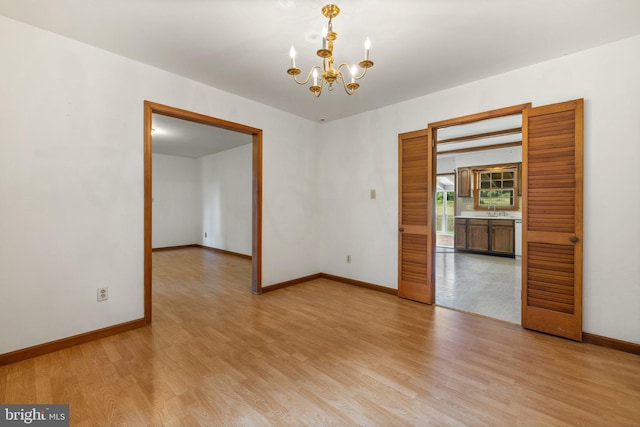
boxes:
[438,141,522,156]
[262,273,397,296]
[0,319,146,366]
[428,125,438,304]
[437,127,521,144]
[429,103,531,129]
[397,132,403,301]
[252,130,263,295]
[152,244,251,259]
[146,101,260,135]
[196,244,252,259]
[262,274,322,293]
[436,304,522,327]
[320,273,398,295]
[152,244,199,252]
[144,102,153,325]
[468,161,521,172]
[144,101,263,311]
[583,333,640,355]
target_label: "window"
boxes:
[473,165,519,210]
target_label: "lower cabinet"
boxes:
[454,218,515,257]
[491,220,515,255]
[454,219,468,249]
[467,219,490,252]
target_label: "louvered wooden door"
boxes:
[398,129,435,303]
[522,99,584,341]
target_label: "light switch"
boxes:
[370,189,376,199]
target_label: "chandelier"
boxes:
[286,4,374,97]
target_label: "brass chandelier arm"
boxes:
[289,65,323,85]
[336,63,369,81]
[337,72,358,95]
[289,63,367,96]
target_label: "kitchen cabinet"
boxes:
[491,220,515,254]
[457,167,471,197]
[454,218,467,249]
[454,217,515,257]
[467,219,490,251]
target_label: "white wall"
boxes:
[1,15,638,354]
[0,16,320,354]
[318,35,640,344]
[201,144,252,256]
[152,146,252,254]
[152,154,202,248]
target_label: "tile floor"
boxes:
[435,247,522,324]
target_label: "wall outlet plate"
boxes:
[97,287,108,302]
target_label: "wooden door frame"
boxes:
[429,103,531,135]
[143,101,263,324]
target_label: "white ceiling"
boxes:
[152,114,252,158]
[437,114,523,157]
[1,0,640,124]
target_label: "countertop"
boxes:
[455,211,522,220]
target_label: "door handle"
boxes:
[399,227,404,233]
[570,234,578,243]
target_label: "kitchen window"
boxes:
[473,165,519,210]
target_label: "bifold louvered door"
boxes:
[522,99,584,341]
[398,129,435,303]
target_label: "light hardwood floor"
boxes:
[1,247,639,425]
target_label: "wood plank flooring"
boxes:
[1,247,639,425]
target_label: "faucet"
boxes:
[488,204,496,216]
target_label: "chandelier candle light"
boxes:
[287,4,374,97]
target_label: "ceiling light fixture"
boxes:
[287,4,374,97]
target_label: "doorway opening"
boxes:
[432,105,527,324]
[143,101,263,324]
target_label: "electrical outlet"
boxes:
[97,287,108,302]
[204,232,207,238]
[347,255,351,264]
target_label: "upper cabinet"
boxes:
[436,107,524,207]
[457,167,471,197]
